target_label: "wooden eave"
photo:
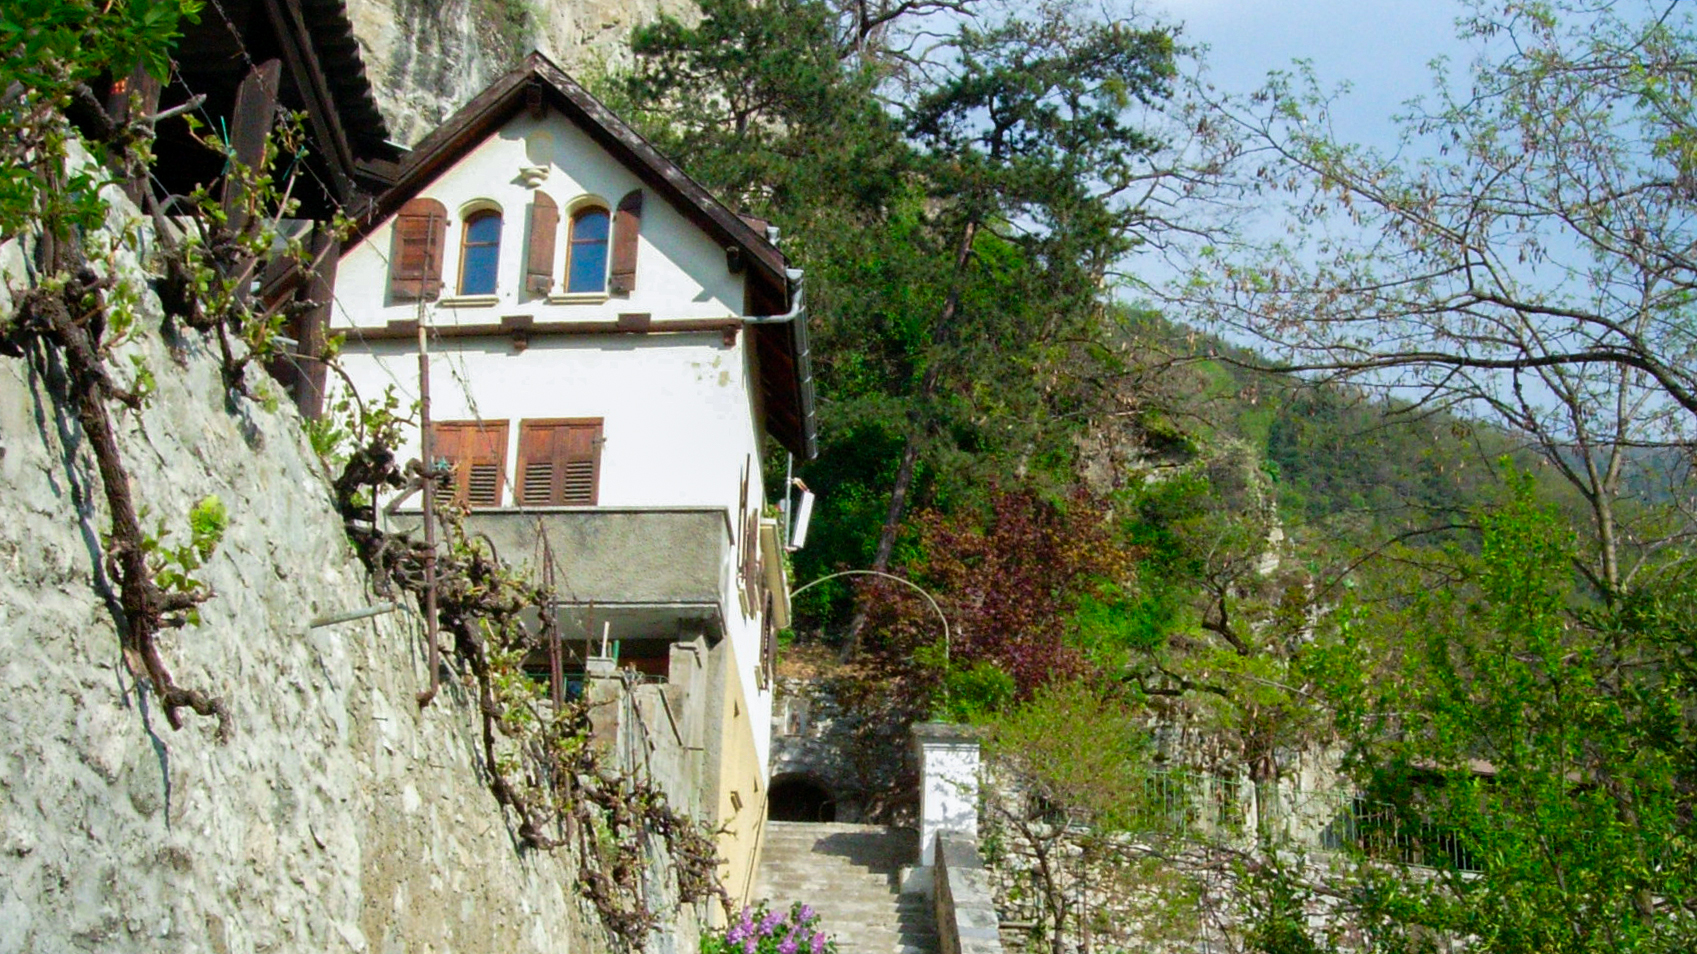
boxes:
[164,0,396,213]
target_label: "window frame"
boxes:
[457,208,503,297]
[563,205,611,296]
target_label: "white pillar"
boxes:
[913,722,981,867]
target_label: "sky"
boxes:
[1148,0,1469,148]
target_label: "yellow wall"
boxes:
[709,637,768,921]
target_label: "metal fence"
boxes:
[1107,771,1480,871]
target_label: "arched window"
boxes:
[565,206,610,294]
[458,210,502,295]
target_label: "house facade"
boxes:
[329,53,815,907]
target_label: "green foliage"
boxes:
[616,0,1188,634]
[987,678,1152,831]
[1243,863,1333,954]
[0,0,201,236]
[934,656,1017,723]
[309,383,409,472]
[1309,474,1697,952]
[140,494,227,626]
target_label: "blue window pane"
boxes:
[573,209,609,241]
[466,213,502,244]
[567,209,609,293]
[461,244,498,294]
[568,242,608,293]
[459,211,501,295]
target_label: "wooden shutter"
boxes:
[525,192,558,296]
[608,189,642,295]
[739,509,765,618]
[517,420,602,506]
[431,420,508,508]
[389,198,447,301]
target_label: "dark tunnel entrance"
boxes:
[767,774,836,822]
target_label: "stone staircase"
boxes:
[753,821,937,954]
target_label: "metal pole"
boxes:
[309,601,400,628]
[790,569,951,662]
[416,325,441,708]
[544,532,563,708]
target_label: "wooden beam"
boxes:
[260,0,357,202]
[346,317,744,342]
[294,225,340,418]
[105,66,162,204]
[222,59,282,235]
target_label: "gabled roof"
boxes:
[346,51,788,297]
[343,52,816,459]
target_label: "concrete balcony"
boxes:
[391,506,735,645]
[466,505,732,602]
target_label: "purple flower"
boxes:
[727,922,749,944]
[743,937,757,954]
[779,935,800,954]
[810,932,827,954]
[796,904,816,925]
[759,910,785,935]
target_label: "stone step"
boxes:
[753,822,937,954]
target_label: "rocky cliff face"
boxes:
[346,0,693,146]
[0,182,611,953]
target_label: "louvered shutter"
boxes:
[389,198,447,301]
[517,420,602,506]
[431,421,508,508]
[608,189,642,295]
[525,192,558,296]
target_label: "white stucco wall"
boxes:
[332,336,777,773]
[338,333,757,508]
[916,729,983,867]
[334,110,747,325]
[327,105,775,773]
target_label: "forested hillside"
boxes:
[605,0,1697,950]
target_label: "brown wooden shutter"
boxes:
[525,192,558,296]
[517,420,602,506]
[389,197,447,301]
[608,189,642,295]
[431,420,508,508]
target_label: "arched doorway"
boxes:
[767,773,836,822]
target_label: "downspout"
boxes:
[741,268,817,460]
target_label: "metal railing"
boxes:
[1076,770,1481,871]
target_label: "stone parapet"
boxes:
[935,833,1004,954]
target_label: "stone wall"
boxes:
[346,0,696,146]
[0,190,700,952]
[768,676,918,826]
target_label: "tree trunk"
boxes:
[839,219,978,659]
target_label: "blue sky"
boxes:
[1151,0,1467,146]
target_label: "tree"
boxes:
[1176,0,1697,604]
[876,485,1134,695]
[1295,477,1697,953]
[852,6,1180,623]
[984,678,1221,954]
[617,0,1193,654]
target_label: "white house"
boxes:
[328,52,816,905]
